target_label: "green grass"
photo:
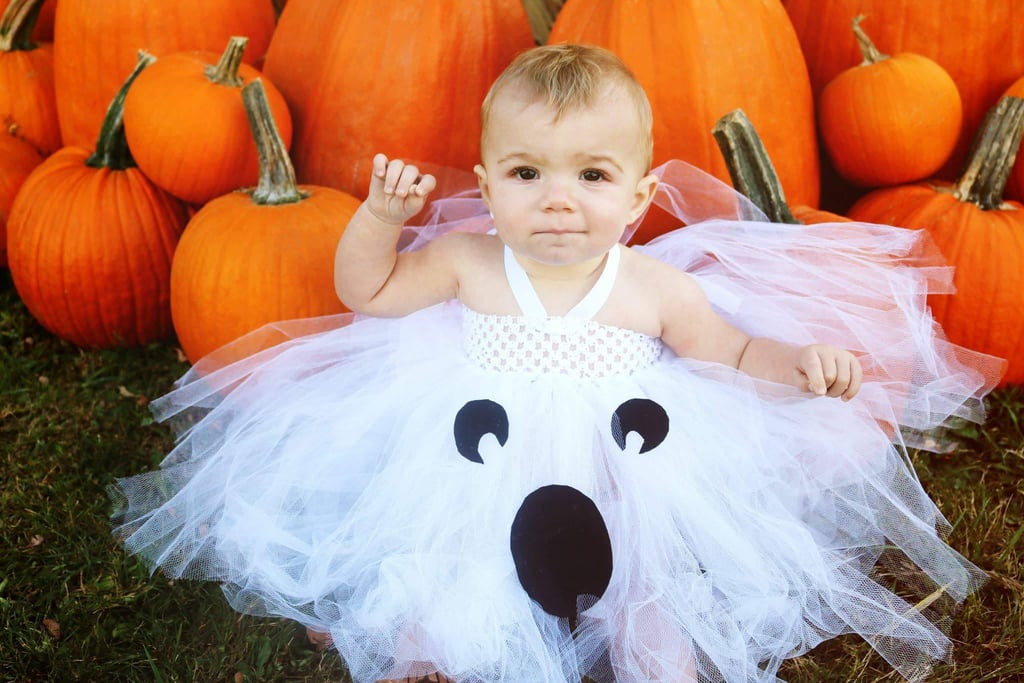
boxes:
[2,267,1022,682]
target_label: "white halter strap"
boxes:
[503,244,621,320]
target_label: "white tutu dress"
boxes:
[112,162,1004,683]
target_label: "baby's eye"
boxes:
[512,167,538,181]
[581,169,607,182]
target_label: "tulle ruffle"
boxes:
[111,161,1003,683]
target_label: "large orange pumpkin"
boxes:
[0,0,60,154]
[784,0,1024,180]
[549,0,819,244]
[123,36,293,205]
[0,132,43,266]
[847,97,1024,386]
[817,16,962,188]
[262,0,535,199]
[170,79,361,364]
[7,55,190,348]
[53,0,277,150]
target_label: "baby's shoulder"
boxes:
[620,246,700,293]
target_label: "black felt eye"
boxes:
[454,399,509,463]
[611,398,669,453]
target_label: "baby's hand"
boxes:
[365,153,437,226]
[798,344,863,401]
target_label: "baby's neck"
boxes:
[512,251,610,284]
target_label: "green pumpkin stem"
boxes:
[713,109,800,224]
[86,51,156,170]
[242,79,308,205]
[521,0,565,45]
[205,36,248,88]
[953,96,1024,211]
[852,15,887,65]
[0,0,44,52]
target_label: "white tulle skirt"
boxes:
[112,162,1004,683]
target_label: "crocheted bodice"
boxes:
[463,246,663,378]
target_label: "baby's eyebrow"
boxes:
[575,154,624,173]
[495,152,539,165]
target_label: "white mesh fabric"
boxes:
[463,310,663,378]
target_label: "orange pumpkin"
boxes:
[123,36,293,205]
[7,54,190,348]
[549,0,819,244]
[170,79,361,364]
[784,0,1024,180]
[0,0,60,154]
[847,97,1024,385]
[53,0,277,150]
[0,132,43,266]
[262,0,534,199]
[818,16,962,188]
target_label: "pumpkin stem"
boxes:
[712,109,799,224]
[852,14,887,65]
[521,0,565,44]
[953,96,1024,210]
[86,51,156,171]
[242,78,308,205]
[205,36,248,88]
[0,0,44,52]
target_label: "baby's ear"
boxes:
[629,172,659,222]
[474,164,491,207]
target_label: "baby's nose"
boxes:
[541,179,575,211]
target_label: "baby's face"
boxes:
[475,86,656,268]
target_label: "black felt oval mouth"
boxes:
[510,484,613,619]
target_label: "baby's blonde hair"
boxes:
[481,44,654,171]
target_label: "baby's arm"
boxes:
[334,154,465,317]
[656,263,862,400]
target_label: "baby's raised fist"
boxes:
[366,153,437,226]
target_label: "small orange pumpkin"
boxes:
[785,0,1024,181]
[53,0,277,149]
[123,36,293,205]
[847,97,1024,385]
[0,132,43,266]
[7,54,190,348]
[0,0,60,154]
[818,16,962,188]
[170,79,361,363]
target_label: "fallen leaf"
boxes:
[234,672,244,683]
[23,535,44,550]
[42,618,61,639]
[38,376,49,386]
[118,385,138,398]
